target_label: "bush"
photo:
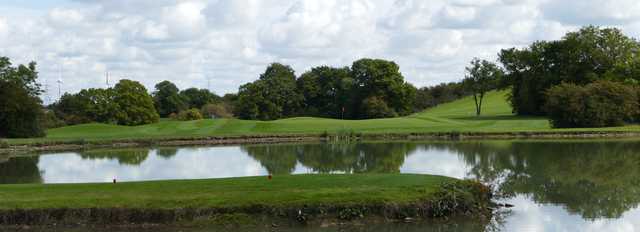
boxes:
[40,110,66,129]
[168,112,178,120]
[201,103,233,119]
[361,96,397,119]
[544,81,638,128]
[0,139,9,148]
[177,109,203,121]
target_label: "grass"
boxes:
[0,174,452,209]
[8,90,640,144]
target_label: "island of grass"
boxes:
[5,90,640,151]
[0,174,491,227]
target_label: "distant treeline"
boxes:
[499,26,640,127]
[8,25,640,138]
[51,80,235,126]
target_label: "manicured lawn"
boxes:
[0,174,452,209]
[8,90,640,144]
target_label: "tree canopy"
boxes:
[0,57,45,138]
[499,26,640,115]
[234,59,417,120]
[153,80,187,117]
[113,79,160,126]
[463,58,503,116]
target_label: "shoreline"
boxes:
[0,175,492,228]
[3,130,640,154]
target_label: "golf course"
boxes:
[0,174,491,226]
[6,90,640,146]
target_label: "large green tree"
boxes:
[296,66,353,118]
[180,88,221,109]
[235,63,302,120]
[153,80,187,117]
[351,58,416,119]
[0,57,45,138]
[113,79,159,125]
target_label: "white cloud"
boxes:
[1,0,640,104]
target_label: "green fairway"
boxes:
[0,174,452,209]
[8,90,640,144]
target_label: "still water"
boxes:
[3,139,640,231]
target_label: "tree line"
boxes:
[497,26,640,127]
[52,80,234,126]
[235,59,419,120]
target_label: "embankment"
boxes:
[0,174,492,228]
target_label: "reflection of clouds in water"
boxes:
[502,195,640,232]
[399,147,471,179]
[38,147,267,183]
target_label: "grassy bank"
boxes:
[7,90,640,146]
[0,174,491,226]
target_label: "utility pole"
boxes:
[105,71,110,88]
[57,64,63,98]
[44,83,51,105]
[57,79,62,98]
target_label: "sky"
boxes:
[2,0,640,104]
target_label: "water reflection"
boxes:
[243,143,414,174]
[3,140,640,230]
[440,141,640,219]
[0,156,42,184]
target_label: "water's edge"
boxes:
[4,131,640,154]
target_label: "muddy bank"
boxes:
[0,181,492,228]
[3,130,640,154]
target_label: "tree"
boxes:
[153,80,187,117]
[180,88,221,109]
[235,63,302,120]
[463,58,503,116]
[350,58,416,118]
[297,66,353,118]
[52,88,119,125]
[0,57,45,138]
[113,79,159,126]
[499,26,640,115]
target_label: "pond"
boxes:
[2,139,640,231]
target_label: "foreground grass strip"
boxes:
[0,174,491,226]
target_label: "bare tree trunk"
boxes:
[477,92,484,116]
[473,94,480,116]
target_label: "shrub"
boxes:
[544,81,638,128]
[361,96,397,119]
[0,139,9,148]
[40,110,66,129]
[201,103,233,119]
[177,109,203,121]
[168,112,178,120]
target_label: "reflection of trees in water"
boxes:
[156,148,178,159]
[432,140,640,220]
[79,149,150,165]
[0,156,43,184]
[242,143,416,175]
